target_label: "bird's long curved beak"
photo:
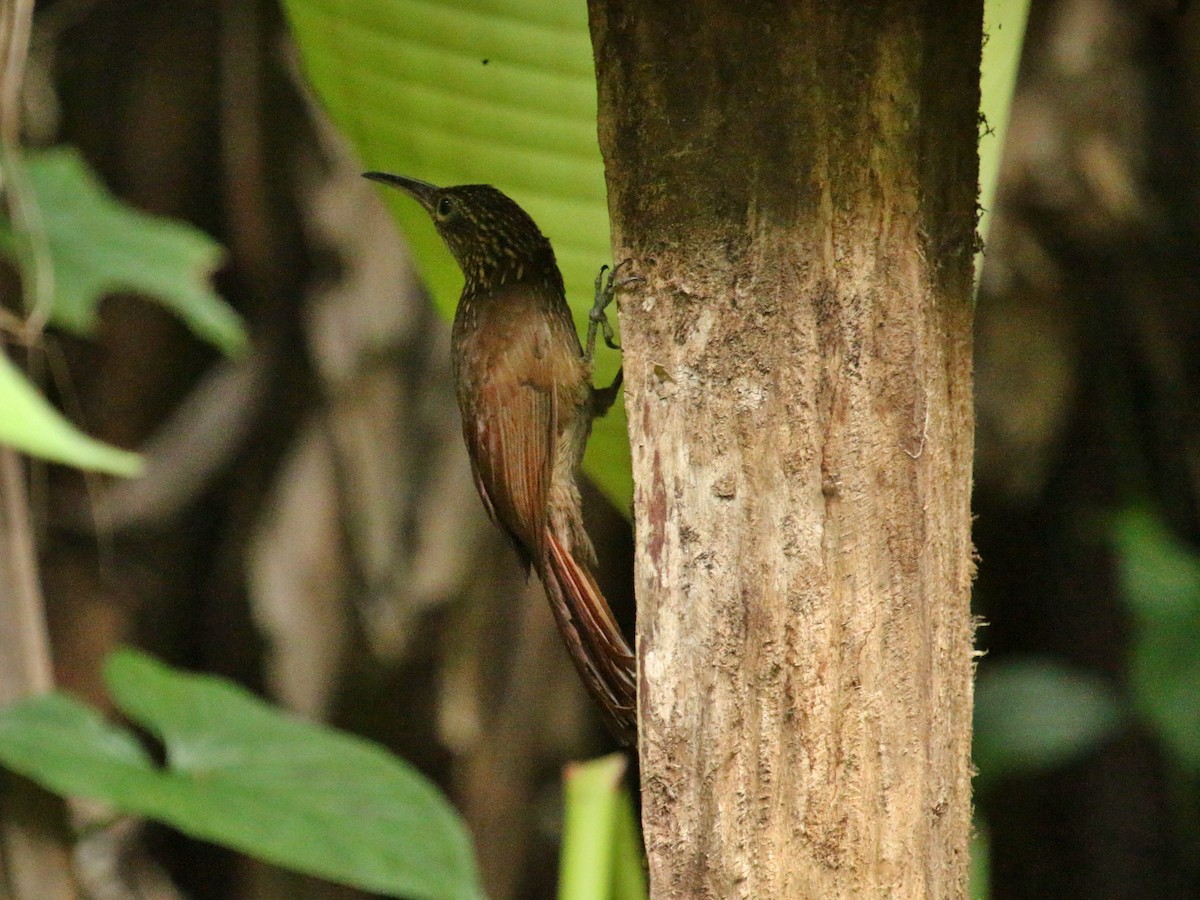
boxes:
[362,172,439,210]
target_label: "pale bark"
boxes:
[589,2,980,897]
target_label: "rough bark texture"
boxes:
[588,2,980,897]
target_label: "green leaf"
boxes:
[1112,507,1200,768]
[1129,616,1200,769]
[282,0,631,508]
[978,0,1032,275]
[0,147,246,355]
[973,658,1123,782]
[0,350,141,475]
[970,823,991,900]
[559,753,646,900]
[0,651,481,900]
[1112,506,1200,620]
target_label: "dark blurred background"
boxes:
[17,0,1200,897]
[972,1,1200,897]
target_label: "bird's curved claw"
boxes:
[586,260,641,358]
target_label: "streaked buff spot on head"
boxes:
[423,184,560,295]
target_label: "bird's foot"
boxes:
[586,260,641,360]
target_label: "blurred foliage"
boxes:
[1114,506,1200,770]
[0,148,246,354]
[0,651,482,900]
[0,146,247,474]
[974,658,1124,781]
[283,0,631,507]
[977,0,1032,271]
[0,348,141,475]
[559,754,646,900]
[974,505,1200,787]
[970,827,991,900]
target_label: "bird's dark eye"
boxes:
[435,196,456,220]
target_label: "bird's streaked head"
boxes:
[364,172,558,293]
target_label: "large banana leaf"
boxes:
[283,0,1030,510]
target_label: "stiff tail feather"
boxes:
[540,529,637,745]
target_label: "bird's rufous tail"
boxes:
[540,528,637,745]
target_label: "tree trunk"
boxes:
[588,2,980,896]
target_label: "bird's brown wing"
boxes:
[459,324,556,569]
[458,306,637,745]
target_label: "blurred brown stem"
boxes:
[0,443,75,898]
[0,1,77,896]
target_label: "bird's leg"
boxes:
[586,261,640,360]
[587,261,639,417]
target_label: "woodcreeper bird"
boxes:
[364,173,636,745]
